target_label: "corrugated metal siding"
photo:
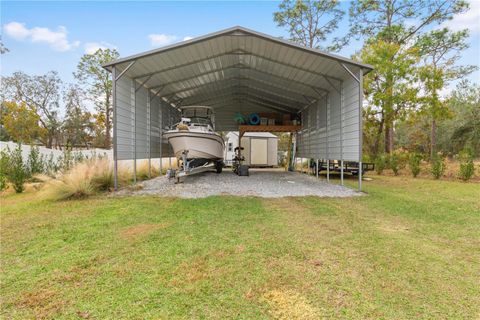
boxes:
[341,75,360,161]
[116,76,134,160]
[116,76,179,160]
[295,77,360,162]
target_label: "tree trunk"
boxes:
[384,121,393,154]
[430,118,436,159]
[373,116,384,157]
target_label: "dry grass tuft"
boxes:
[262,289,322,320]
[32,174,54,183]
[136,160,160,180]
[41,158,131,200]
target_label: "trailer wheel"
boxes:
[215,161,223,173]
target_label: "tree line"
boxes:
[274,0,479,159]
[1,48,119,150]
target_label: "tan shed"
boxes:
[224,132,278,167]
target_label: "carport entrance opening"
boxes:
[103,26,373,191]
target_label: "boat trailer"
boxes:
[166,151,223,183]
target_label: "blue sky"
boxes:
[1,0,479,89]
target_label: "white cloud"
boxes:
[3,21,30,40]
[443,0,480,33]
[84,41,116,54]
[183,36,194,41]
[148,34,178,47]
[3,21,79,51]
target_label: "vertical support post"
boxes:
[291,132,297,172]
[316,159,319,178]
[131,79,136,184]
[326,93,330,183]
[327,159,330,181]
[340,81,344,186]
[168,105,172,170]
[147,91,151,178]
[358,69,363,192]
[112,67,118,190]
[159,100,163,175]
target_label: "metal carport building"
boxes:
[103,26,373,191]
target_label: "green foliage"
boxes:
[45,153,60,176]
[74,48,120,148]
[0,148,10,191]
[7,144,27,193]
[409,153,422,178]
[375,154,386,174]
[27,145,44,176]
[349,0,469,157]
[389,153,400,176]
[430,153,446,179]
[449,81,480,156]
[58,148,74,172]
[2,71,62,148]
[0,101,45,144]
[458,149,475,181]
[63,84,93,147]
[274,0,344,50]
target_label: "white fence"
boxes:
[0,141,112,163]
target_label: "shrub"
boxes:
[458,149,475,182]
[430,153,446,179]
[8,143,27,193]
[91,159,114,191]
[42,158,128,200]
[389,154,400,176]
[59,148,74,172]
[409,153,422,178]
[375,154,386,175]
[45,153,60,176]
[0,149,10,191]
[27,145,45,176]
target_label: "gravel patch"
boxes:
[118,168,361,198]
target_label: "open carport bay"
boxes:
[104,26,373,192]
[123,169,360,198]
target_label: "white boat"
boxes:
[163,106,224,168]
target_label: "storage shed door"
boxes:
[250,138,268,165]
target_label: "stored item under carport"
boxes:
[238,165,249,176]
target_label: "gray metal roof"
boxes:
[104,26,372,112]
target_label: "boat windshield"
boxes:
[189,117,212,127]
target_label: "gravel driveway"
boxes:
[120,168,360,198]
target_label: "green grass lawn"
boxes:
[1,176,479,319]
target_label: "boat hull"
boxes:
[163,131,224,160]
